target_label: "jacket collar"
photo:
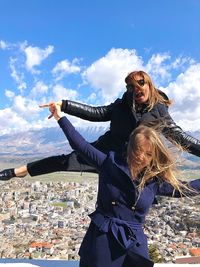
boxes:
[112,152,132,178]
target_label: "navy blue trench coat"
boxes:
[58,117,200,267]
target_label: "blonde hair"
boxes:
[127,125,191,196]
[125,70,172,110]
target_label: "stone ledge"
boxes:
[0,262,199,267]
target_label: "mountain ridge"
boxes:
[1,126,200,169]
[0,125,107,164]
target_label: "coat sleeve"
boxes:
[141,103,200,157]
[159,107,200,157]
[58,117,106,170]
[61,99,120,122]
[156,179,200,197]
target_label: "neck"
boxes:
[131,168,144,181]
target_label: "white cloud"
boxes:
[0,108,30,134]
[86,92,97,102]
[0,105,59,134]
[31,81,49,97]
[24,45,54,73]
[9,57,27,92]
[0,40,8,49]
[2,44,200,134]
[12,95,40,118]
[52,58,81,80]
[170,56,195,69]
[82,48,200,131]
[82,48,143,103]
[146,53,171,81]
[82,48,192,104]
[0,94,47,134]
[5,89,15,99]
[145,53,193,86]
[52,84,78,101]
[162,63,200,131]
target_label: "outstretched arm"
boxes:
[162,113,200,157]
[46,103,107,170]
[61,99,119,121]
[40,99,119,122]
[140,103,200,157]
[156,179,200,198]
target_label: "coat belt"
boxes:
[89,210,142,250]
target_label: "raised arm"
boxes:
[61,99,120,122]
[156,178,200,198]
[48,103,107,170]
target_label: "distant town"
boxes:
[0,175,199,263]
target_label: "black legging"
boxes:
[27,151,98,176]
[26,137,126,177]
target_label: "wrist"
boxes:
[55,114,64,121]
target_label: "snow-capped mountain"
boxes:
[0,126,107,164]
[1,127,200,169]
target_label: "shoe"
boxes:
[0,169,15,181]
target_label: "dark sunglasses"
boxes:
[126,79,145,90]
[136,79,145,86]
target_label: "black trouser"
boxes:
[27,151,98,176]
[26,135,125,177]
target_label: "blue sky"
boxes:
[1,0,200,134]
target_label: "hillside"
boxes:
[1,126,200,169]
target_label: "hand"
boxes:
[39,101,62,119]
[39,101,63,121]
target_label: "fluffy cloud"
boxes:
[14,95,39,113]
[1,44,200,133]
[161,63,200,131]
[52,58,81,81]
[52,84,78,101]
[9,57,27,92]
[5,89,15,99]
[145,53,194,86]
[82,48,143,103]
[31,81,49,97]
[24,45,54,73]
[145,53,171,82]
[0,108,30,134]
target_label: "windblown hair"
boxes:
[125,70,172,110]
[127,125,191,196]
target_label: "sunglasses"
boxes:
[126,79,145,90]
[136,79,145,86]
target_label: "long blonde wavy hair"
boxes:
[127,125,191,196]
[125,70,172,110]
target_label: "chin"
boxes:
[137,100,146,105]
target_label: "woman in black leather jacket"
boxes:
[1,70,200,179]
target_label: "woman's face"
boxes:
[133,137,153,171]
[128,74,150,105]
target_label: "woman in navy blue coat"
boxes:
[49,102,200,267]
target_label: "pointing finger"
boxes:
[39,104,51,108]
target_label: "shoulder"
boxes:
[146,176,160,185]
[103,151,130,175]
[107,98,124,110]
[153,101,169,116]
[157,89,169,100]
[113,97,123,105]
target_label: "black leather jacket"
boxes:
[61,91,200,157]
